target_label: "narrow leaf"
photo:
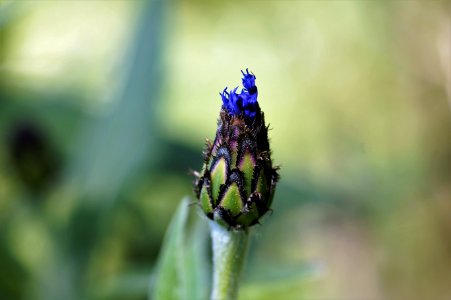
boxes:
[152,198,189,300]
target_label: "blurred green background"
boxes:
[1,0,450,299]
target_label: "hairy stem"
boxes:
[210,222,249,300]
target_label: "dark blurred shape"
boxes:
[7,120,60,195]
[0,240,28,300]
[156,137,202,174]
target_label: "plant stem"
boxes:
[209,221,249,300]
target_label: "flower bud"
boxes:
[194,69,279,229]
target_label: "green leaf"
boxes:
[182,217,210,300]
[68,0,165,203]
[151,197,210,300]
[152,198,189,300]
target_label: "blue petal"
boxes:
[219,69,259,118]
[241,68,257,95]
[220,88,230,107]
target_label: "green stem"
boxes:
[209,221,249,300]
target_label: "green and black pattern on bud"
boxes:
[194,69,279,229]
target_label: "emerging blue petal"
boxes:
[241,68,257,95]
[220,88,229,107]
[220,69,259,119]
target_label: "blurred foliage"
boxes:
[1,0,451,300]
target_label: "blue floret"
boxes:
[241,68,257,95]
[220,69,258,118]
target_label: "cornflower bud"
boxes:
[194,69,279,229]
